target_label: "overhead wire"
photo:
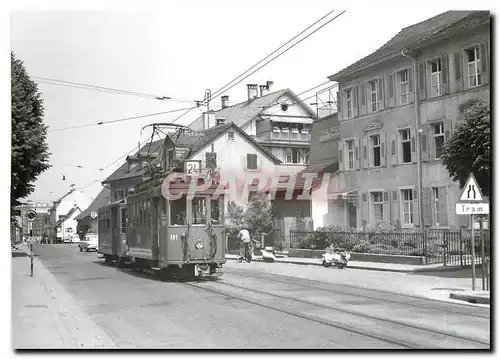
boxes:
[209,9,337,100]
[47,106,196,132]
[33,76,195,103]
[207,10,347,106]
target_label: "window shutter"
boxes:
[408,67,414,93]
[421,123,429,162]
[413,188,420,227]
[360,83,366,115]
[388,74,394,98]
[336,91,342,116]
[454,52,463,92]
[380,132,387,167]
[390,134,397,166]
[419,63,426,99]
[480,43,489,84]
[410,127,416,163]
[383,191,390,222]
[441,54,449,95]
[423,187,432,227]
[437,186,448,226]
[338,141,344,172]
[353,86,359,117]
[354,138,360,169]
[377,77,384,111]
[362,192,368,202]
[362,137,368,168]
[444,119,453,141]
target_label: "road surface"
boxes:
[19,244,490,349]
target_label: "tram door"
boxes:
[152,198,160,261]
[111,206,119,254]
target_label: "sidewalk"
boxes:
[225,254,450,273]
[12,248,116,349]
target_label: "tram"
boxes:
[126,173,226,278]
[97,199,129,264]
[123,122,226,278]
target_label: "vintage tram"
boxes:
[126,172,226,278]
[97,199,129,264]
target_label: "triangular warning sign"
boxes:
[459,173,485,202]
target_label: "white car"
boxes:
[78,234,98,252]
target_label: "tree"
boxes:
[11,52,51,208]
[245,194,274,237]
[441,99,491,198]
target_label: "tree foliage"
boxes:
[441,99,491,198]
[11,52,51,207]
[226,194,275,237]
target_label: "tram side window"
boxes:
[120,208,127,234]
[138,201,143,227]
[192,197,207,225]
[143,200,150,227]
[170,197,187,226]
[211,198,222,223]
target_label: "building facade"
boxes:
[327,11,490,230]
[188,84,316,173]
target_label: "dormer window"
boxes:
[227,131,235,140]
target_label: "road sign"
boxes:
[90,212,97,219]
[26,210,36,221]
[459,173,485,202]
[456,203,489,215]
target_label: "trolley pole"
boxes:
[471,213,475,291]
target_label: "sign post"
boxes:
[455,173,488,292]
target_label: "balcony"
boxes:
[270,129,311,142]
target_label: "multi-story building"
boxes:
[327,11,490,230]
[13,201,52,239]
[48,184,90,242]
[188,83,317,173]
[75,187,111,239]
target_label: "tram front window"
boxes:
[211,198,222,223]
[192,197,207,225]
[170,198,187,226]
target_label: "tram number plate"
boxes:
[170,234,180,241]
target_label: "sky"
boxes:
[7,0,496,205]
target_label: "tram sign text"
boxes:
[455,203,489,215]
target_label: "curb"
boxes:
[224,256,480,274]
[449,292,490,305]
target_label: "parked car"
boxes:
[78,234,98,252]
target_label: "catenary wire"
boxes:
[33,76,195,103]
[209,9,337,100]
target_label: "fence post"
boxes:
[459,229,463,267]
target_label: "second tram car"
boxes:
[126,173,226,278]
[97,200,130,264]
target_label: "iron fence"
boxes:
[290,228,490,267]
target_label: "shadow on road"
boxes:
[412,266,487,278]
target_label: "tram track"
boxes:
[185,278,489,349]
[224,267,490,319]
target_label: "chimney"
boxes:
[259,80,274,97]
[247,84,259,101]
[216,117,226,125]
[221,95,229,109]
[203,111,216,129]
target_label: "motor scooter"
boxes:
[321,245,350,269]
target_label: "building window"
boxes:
[400,69,409,104]
[368,80,379,112]
[433,187,440,226]
[192,197,207,225]
[370,134,381,167]
[400,129,411,163]
[371,192,384,222]
[401,189,414,225]
[285,148,307,164]
[432,122,445,159]
[246,153,258,170]
[346,140,355,170]
[466,47,481,87]
[227,131,235,140]
[430,59,442,96]
[345,89,352,118]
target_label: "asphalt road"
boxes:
[31,244,490,349]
